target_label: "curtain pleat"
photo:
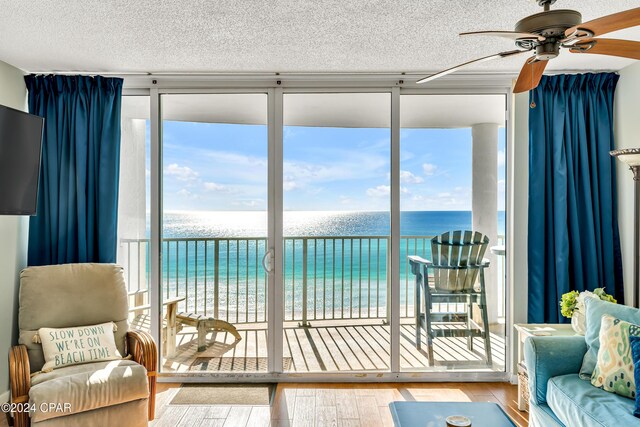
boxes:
[25,75,123,266]
[528,73,624,323]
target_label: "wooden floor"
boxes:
[151,382,528,427]
[0,381,527,427]
[164,319,505,373]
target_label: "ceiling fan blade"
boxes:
[513,56,548,93]
[460,30,545,41]
[569,38,640,60]
[416,50,529,84]
[565,7,640,38]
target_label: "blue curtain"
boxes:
[25,75,123,266]
[528,73,624,323]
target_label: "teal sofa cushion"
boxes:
[529,403,564,427]
[630,336,640,417]
[547,373,636,427]
[581,298,640,379]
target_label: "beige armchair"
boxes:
[8,263,157,427]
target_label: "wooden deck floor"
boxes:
[151,382,528,427]
[163,319,505,373]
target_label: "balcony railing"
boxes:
[120,235,505,325]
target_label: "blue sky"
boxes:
[159,122,506,212]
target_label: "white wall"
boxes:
[614,62,640,305]
[0,60,28,402]
[471,123,499,324]
[117,118,148,293]
[509,91,529,377]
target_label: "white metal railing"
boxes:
[120,235,505,325]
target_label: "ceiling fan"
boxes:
[416,0,640,92]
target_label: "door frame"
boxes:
[129,78,515,383]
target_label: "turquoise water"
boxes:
[162,210,505,238]
[132,211,505,323]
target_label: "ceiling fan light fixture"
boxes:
[535,42,561,60]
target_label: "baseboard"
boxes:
[0,389,9,403]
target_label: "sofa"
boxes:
[524,335,638,427]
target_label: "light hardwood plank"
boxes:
[223,406,253,427]
[199,418,226,427]
[315,405,338,427]
[152,405,188,427]
[292,395,315,427]
[335,388,359,420]
[355,396,382,427]
[246,406,271,427]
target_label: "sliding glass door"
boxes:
[282,93,391,372]
[399,94,507,372]
[159,93,270,374]
[121,87,511,379]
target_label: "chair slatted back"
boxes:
[430,230,489,293]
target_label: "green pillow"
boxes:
[591,314,640,399]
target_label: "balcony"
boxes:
[121,235,506,374]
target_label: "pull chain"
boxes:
[530,61,537,108]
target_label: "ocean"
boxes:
[134,211,505,323]
[162,210,505,238]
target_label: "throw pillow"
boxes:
[629,336,640,418]
[591,314,640,398]
[37,322,122,372]
[581,297,640,380]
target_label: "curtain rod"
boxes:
[24,70,619,79]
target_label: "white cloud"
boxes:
[283,151,388,186]
[366,185,408,198]
[498,150,506,167]
[166,163,199,182]
[176,188,199,199]
[203,182,228,192]
[283,177,300,192]
[422,163,437,176]
[367,185,390,197]
[339,195,353,205]
[402,184,474,211]
[400,170,424,184]
[207,151,267,168]
[231,199,264,208]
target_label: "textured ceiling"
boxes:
[0,0,638,75]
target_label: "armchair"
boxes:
[8,263,157,427]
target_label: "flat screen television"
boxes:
[0,104,44,215]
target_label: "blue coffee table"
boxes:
[389,402,516,427]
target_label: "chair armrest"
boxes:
[127,330,158,421]
[524,336,587,406]
[9,345,30,427]
[481,258,491,267]
[408,255,431,265]
[408,255,432,275]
